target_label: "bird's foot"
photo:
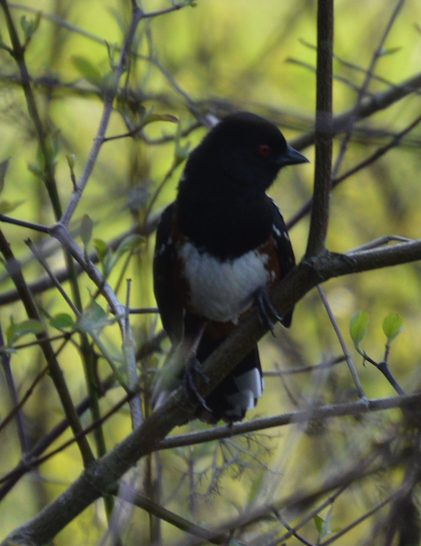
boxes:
[254,287,282,336]
[183,357,211,411]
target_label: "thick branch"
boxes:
[2,238,421,545]
[305,0,333,257]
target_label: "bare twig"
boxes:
[331,0,407,181]
[59,5,144,227]
[317,285,365,399]
[274,510,316,546]
[288,112,421,230]
[25,239,81,317]
[264,355,346,377]
[158,393,421,451]
[0,229,95,467]
[0,212,161,306]
[124,279,143,427]
[0,324,29,455]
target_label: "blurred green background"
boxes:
[1,0,421,544]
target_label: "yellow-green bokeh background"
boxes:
[1,0,421,544]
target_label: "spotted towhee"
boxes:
[153,111,308,423]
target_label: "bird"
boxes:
[153,111,308,423]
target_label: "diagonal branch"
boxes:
[291,71,421,152]
[2,237,421,545]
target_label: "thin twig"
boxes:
[158,393,421,451]
[0,323,29,455]
[25,239,81,318]
[0,212,161,307]
[0,214,49,233]
[347,235,413,254]
[264,356,346,377]
[0,229,95,467]
[129,307,159,314]
[0,365,49,439]
[317,285,366,399]
[273,510,316,546]
[0,331,164,500]
[112,482,225,544]
[124,278,143,427]
[331,0,407,181]
[59,6,144,226]
[288,112,421,230]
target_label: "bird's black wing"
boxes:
[268,197,295,328]
[153,203,183,344]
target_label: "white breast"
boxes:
[178,241,270,322]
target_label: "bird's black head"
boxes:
[182,112,308,195]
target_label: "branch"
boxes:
[59,5,144,227]
[110,483,226,544]
[291,71,421,152]
[0,212,161,306]
[3,239,421,545]
[0,0,62,218]
[288,112,421,230]
[330,0,407,181]
[305,0,333,257]
[152,437,409,546]
[158,393,421,451]
[0,230,95,468]
[317,285,365,398]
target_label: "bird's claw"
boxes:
[183,357,212,411]
[254,288,282,336]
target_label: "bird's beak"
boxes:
[277,145,309,167]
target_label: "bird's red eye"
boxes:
[259,144,271,156]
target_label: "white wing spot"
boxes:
[272,224,281,238]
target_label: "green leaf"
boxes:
[80,214,94,251]
[103,252,114,277]
[77,301,115,334]
[93,238,108,262]
[382,313,404,342]
[0,200,25,214]
[114,234,143,262]
[0,157,10,194]
[314,515,324,534]
[66,154,76,169]
[46,131,60,164]
[50,313,76,330]
[72,56,103,87]
[379,46,402,57]
[350,310,370,350]
[314,507,336,542]
[7,318,44,345]
[322,505,334,539]
[20,12,41,43]
[28,160,43,177]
